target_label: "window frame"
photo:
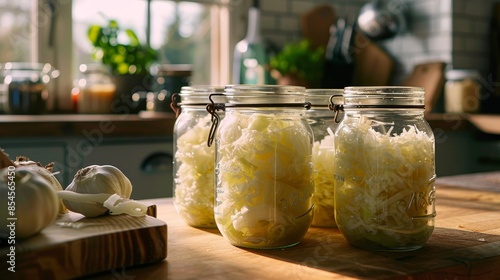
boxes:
[36,0,232,112]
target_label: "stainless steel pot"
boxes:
[356,0,407,40]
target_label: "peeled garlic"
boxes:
[58,191,148,217]
[62,165,132,217]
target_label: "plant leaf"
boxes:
[87,25,103,46]
[125,29,140,46]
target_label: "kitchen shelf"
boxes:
[0,111,176,138]
[426,113,500,135]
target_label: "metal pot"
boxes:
[356,0,407,40]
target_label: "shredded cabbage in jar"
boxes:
[311,127,337,227]
[174,114,216,227]
[215,111,314,248]
[334,115,435,250]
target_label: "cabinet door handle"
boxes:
[141,152,173,173]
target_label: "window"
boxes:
[0,0,33,62]
[0,0,232,112]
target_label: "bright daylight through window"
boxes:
[0,0,228,112]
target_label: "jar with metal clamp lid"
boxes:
[207,85,314,249]
[172,85,224,228]
[330,86,436,251]
[305,88,343,228]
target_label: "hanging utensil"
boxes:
[357,0,407,40]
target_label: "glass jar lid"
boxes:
[342,86,425,108]
[305,88,343,107]
[179,85,225,105]
[0,62,58,84]
[223,85,306,104]
[445,69,480,81]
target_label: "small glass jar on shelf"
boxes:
[75,64,116,114]
[444,69,481,113]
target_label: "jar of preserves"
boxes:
[208,85,314,249]
[172,85,224,228]
[0,62,58,114]
[331,86,436,251]
[444,69,481,113]
[305,89,343,228]
[76,64,116,114]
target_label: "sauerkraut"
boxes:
[311,128,337,227]
[334,115,435,250]
[174,114,216,227]
[214,111,314,248]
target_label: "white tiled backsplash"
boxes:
[257,0,496,83]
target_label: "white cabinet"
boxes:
[0,140,66,185]
[0,137,173,199]
[80,139,173,199]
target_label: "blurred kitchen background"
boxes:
[1,0,500,198]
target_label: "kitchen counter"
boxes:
[85,171,500,280]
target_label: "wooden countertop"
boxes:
[84,172,500,280]
[0,112,176,138]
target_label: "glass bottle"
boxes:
[305,89,343,227]
[76,64,116,114]
[209,85,314,249]
[172,85,224,228]
[331,86,436,251]
[232,0,273,84]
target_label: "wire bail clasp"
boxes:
[206,93,226,147]
[170,93,181,117]
[329,94,344,123]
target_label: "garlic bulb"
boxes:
[62,165,133,217]
[14,156,68,214]
[0,168,60,239]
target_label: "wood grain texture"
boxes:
[0,211,167,280]
[85,173,500,280]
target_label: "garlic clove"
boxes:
[62,165,133,217]
[103,194,148,217]
[57,191,148,217]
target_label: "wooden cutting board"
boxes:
[352,33,394,86]
[402,61,446,112]
[0,210,167,280]
[301,4,336,50]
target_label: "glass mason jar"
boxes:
[76,64,116,114]
[444,69,481,113]
[331,86,436,251]
[172,85,224,228]
[209,85,314,249]
[305,89,343,228]
[0,62,57,114]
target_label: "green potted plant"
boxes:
[269,39,324,88]
[87,19,158,113]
